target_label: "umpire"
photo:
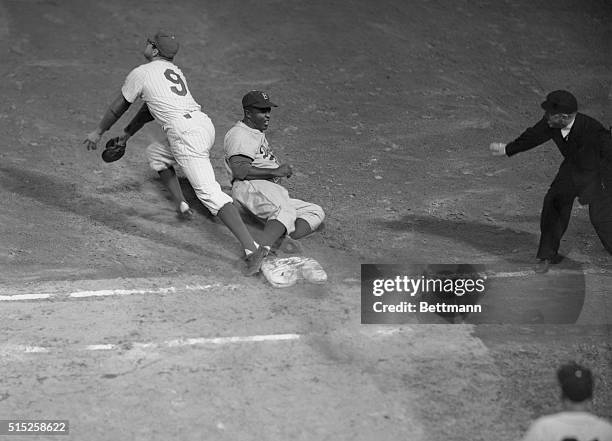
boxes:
[490,90,612,273]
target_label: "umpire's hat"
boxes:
[541,90,578,114]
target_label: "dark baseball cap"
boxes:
[242,90,278,109]
[557,362,593,402]
[541,90,578,114]
[148,31,179,59]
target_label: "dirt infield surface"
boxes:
[0,0,611,440]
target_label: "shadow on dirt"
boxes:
[383,213,542,263]
[0,164,231,263]
[382,213,612,271]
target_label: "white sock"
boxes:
[245,242,260,256]
[178,201,190,213]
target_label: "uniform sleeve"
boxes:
[228,155,254,180]
[598,124,612,190]
[121,66,146,104]
[224,127,260,160]
[597,124,612,163]
[505,117,553,157]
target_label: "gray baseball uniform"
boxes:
[223,121,324,234]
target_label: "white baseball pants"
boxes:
[231,179,324,235]
[146,111,232,215]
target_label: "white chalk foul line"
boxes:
[0,293,52,301]
[70,286,177,298]
[4,334,301,355]
[0,283,235,302]
[5,345,51,353]
[0,268,603,303]
[485,269,586,278]
[485,270,535,278]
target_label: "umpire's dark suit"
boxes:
[506,112,612,259]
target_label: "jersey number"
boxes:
[164,69,187,96]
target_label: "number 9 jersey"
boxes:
[121,59,202,127]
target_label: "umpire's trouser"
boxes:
[537,166,612,259]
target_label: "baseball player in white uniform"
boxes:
[223,91,325,253]
[83,31,268,275]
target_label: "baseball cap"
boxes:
[541,90,578,114]
[148,31,179,59]
[242,90,278,109]
[557,362,593,402]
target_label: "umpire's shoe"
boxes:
[244,246,269,276]
[534,254,564,274]
[534,259,551,274]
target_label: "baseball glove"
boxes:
[101,136,127,163]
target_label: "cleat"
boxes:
[534,254,563,274]
[177,207,194,220]
[244,246,268,276]
[534,259,550,274]
[177,201,193,220]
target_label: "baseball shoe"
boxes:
[177,206,194,221]
[534,259,550,274]
[176,201,194,220]
[244,246,269,276]
[534,254,564,274]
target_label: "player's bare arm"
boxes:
[228,155,292,180]
[84,93,131,150]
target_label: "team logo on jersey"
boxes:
[258,138,277,163]
[259,144,276,162]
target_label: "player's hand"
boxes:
[276,164,293,178]
[489,142,507,156]
[84,130,102,150]
[117,132,130,145]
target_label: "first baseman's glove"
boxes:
[101,136,127,163]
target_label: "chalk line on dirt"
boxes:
[0,268,606,302]
[2,328,435,355]
[0,282,238,302]
[1,333,302,355]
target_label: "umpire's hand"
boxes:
[489,142,507,156]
